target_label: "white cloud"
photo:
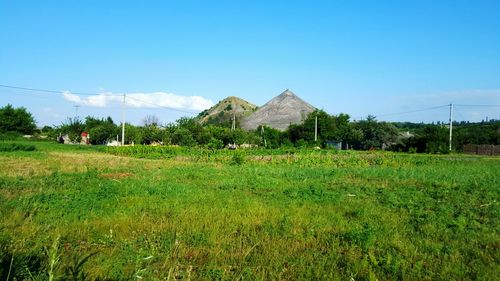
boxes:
[61,91,214,111]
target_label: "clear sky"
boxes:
[1,0,499,126]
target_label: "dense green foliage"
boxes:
[0,104,36,135]
[393,120,500,153]
[1,104,498,153]
[350,116,399,150]
[85,116,118,145]
[0,142,498,280]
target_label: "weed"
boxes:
[230,152,245,165]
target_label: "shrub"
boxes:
[0,132,22,140]
[230,152,245,165]
[207,138,224,150]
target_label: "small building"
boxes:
[326,140,342,150]
[81,132,90,145]
[106,140,121,146]
[58,132,90,145]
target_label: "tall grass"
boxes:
[0,142,498,280]
[0,142,36,152]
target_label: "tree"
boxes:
[89,125,118,145]
[258,125,283,148]
[175,117,205,143]
[141,125,168,145]
[124,123,143,144]
[58,117,85,143]
[285,110,354,148]
[142,115,160,127]
[405,125,449,153]
[84,116,117,144]
[0,104,37,134]
[171,128,196,146]
[351,116,399,150]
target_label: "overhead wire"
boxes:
[374,104,449,118]
[0,83,200,115]
[0,84,113,96]
[454,104,500,107]
[453,107,468,122]
[1,83,498,119]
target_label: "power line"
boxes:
[0,84,107,96]
[0,90,53,99]
[452,107,468,121]
[373,105,449,118]
[0,83,200,114]
[454,104,500,107]
[1,88,55,96]
[2,83,496,118]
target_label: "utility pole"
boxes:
[261,125,267,147]
[121,94,126,146]
[449,103,453,151]
[314,115,318,142]
[230,114,236,147]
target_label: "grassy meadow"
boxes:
[0,141,499,280]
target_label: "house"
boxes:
[81,132,90,145]
[58,132,90,145]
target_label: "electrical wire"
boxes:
[0,83,201,115]
[1,83,497,118]
[373,105,449,118]
[454,104,500,107]
[0,84,112,96]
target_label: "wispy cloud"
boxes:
[62,91,214,111]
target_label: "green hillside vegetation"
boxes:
[195,96,257,127]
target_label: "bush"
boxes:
[0,132,22,140]
[0,104,36,134]
[207,138,224,150]
[230,153,245,165]
[172,128,197,146]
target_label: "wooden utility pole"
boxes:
[314,115,318,142]
[261,125,267,147]
[449,103,453,151]
[121,94,126,146]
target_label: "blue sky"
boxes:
[1,0,499,126]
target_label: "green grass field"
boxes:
[0,141,498,280]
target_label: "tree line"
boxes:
[1,104,498,153]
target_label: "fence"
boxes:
[463,144,500,156]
